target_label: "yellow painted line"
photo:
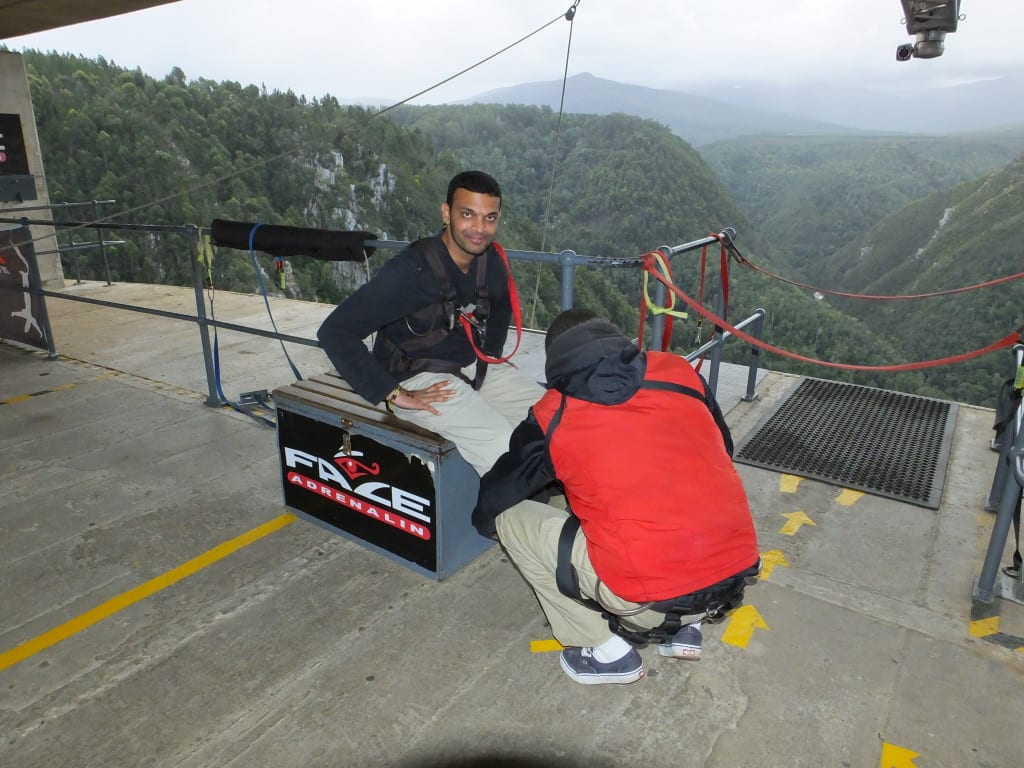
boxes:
[721,604,768,648]
[880,742,920,768]
[779,474,802,494]
[530,639,565,653]
[836,488,864,507]
[0,513,297,673]
[779,510,815,536]
[1,381,79,406]
[969,616,1000,638]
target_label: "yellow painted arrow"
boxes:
[780,474,802,494]
[530,639,564,653]
[779,510,816,536]
[721,604,769,648]
[880,742,919,768]
[759,549,789,580]
[836,488,864,507]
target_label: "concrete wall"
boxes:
[0,51,64,288]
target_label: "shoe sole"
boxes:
[657,644,702,660]
[559,657,647,685]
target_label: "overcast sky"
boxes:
[6,0,1017,104]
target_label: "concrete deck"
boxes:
[2,281,1023,768]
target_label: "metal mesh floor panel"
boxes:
[734,378,958,509]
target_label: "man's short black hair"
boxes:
[545,307,600,351]
[447,170,502,207]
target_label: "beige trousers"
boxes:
[495,499,683,648]
[396,361,545,476]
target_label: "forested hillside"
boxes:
[698,135,1023,280]
[22,49,1016,403]
[820,157,1024,404]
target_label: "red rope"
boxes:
[641,253,1022,372]
[738,257,1024,300]
[458,241,522,365]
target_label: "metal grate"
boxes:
[734,378,958,508]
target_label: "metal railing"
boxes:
[0,200,126,285]
[975,343,1024,605]
[0,217,766,409]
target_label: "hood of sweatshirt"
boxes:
[544,320,647,405]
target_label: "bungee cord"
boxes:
[733,250,1024,300]
[376,1,582,120]
[530,0,582,326]
[639,249,1023,372]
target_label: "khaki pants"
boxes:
[495,499,690,648]
[397,361,545,476]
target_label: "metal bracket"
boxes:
[239,389,271,406]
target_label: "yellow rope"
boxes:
[642,250,688,320]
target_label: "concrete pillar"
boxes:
[0,51,64,288]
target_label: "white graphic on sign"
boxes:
[8,242,43,338]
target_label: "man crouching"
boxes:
[472,308,760,685]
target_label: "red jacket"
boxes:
[473,319,758,603]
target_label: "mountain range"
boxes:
[466,71,1024,145]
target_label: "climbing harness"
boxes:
[383,238,523,389]
[554,512,760,646]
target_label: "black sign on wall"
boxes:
[278,409,439,572]
[0,225,48,350]
[0,114,30,175]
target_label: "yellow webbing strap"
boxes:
[198,231,215,289]
[642,250,688,320]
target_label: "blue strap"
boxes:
[248,223,303,382]
[208,286,276,428]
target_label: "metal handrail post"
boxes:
[985,345,1023,511]
[986,434,1013,513]
[974,343,1024,603]
[743,309,766,402]
[704,246,734,396]
[973,418,1024,603]
[187,227,221,406]
[93,200,113,286]
[559,250,575,311]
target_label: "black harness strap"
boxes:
[640,378,707,402]
[555,514,598,610]
[383,238,492,389]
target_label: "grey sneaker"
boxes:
[657,624,703,659]
[559,646,646,685]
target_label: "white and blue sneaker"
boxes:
[657,623,703,660]
[559,646,646,685]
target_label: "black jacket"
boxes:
[317,235,512,404]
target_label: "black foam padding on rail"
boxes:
[210,218,376,262]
